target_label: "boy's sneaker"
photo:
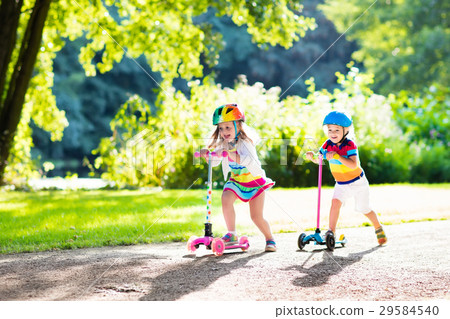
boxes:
[324,229,335,239]
[222,232,238,245]
[265,239,277,252]
[375,227,387,245]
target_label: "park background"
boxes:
[0,0,449,254]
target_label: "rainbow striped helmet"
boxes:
[212,104,245,125]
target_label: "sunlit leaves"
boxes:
[95,66,413,188]
[320,0,449,94]
[5,0,314,184]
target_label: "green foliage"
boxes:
[4,1,447,187]
[4,48,68,185]
[212,0,356,96]
[410,142,449,183]
[96,65,445,188]
[3,0,315,185]
[32,1,349,177]
[320,0,450,94]
[389,84,450,183]
[391,84,449,145]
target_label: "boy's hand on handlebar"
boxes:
[305,151,315,161]
[326,151,338,161]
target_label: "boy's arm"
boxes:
[305,151,320,165]
[326,152,358,169]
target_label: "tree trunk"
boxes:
[0,0,23,99]
[0,0,52,185]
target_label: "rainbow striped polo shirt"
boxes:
[319,138,364,185]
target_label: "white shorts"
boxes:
[333,175,372,214]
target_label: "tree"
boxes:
[0,0,53,185]
[320,0,450,95]
[0,0,315,185]
[212,0,357,97]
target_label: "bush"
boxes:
[93,66,448,188]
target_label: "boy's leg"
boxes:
[364,210,387,245]
[364,210,381,229]
[222,190,237,232]
[329,198,342,233]
[249,192,273,240]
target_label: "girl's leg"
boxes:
[222,190,237,232]
[249,192,273,240]
[329,198,342,233]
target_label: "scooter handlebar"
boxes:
[194,150,228,158]
[303,152,339,161]
[303,153,320,161]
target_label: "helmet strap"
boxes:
[233,121,241,142]
[338,127,349,144]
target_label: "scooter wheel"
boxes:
[298,233,306,250]
[339,234,346,247]
[326,232,335,251]
[211,238,225,256]
[239,235,249,251]
[187,236,198,252]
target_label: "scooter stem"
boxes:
[206,151,213,224]
[317,154,323,229]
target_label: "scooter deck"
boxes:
[223,242,250,250]
[299,231,347,250]
[187,236,214,252]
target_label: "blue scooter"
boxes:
[298,153,347,251]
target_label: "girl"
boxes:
[306,111,387,245]
[199,104,277,252]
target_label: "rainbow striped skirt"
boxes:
[223,161,275,202]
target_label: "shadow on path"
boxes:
[285,246,380,288]
[0,250,155,300]
[140,251,265,301]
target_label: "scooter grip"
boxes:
[303,153,319,160]
[210,151,228,158]
[195,150,227,158]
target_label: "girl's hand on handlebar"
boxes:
[199,148,210,159]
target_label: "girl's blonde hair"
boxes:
[208,120,254,149]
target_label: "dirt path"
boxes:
[1,220,449,301]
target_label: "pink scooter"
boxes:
[187,150,249,256]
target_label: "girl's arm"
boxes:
[236,140,259,167]
[199,148,223,167]
[227,151,240,163]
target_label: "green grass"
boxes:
[1,184,449,254]
[0,189,224,254]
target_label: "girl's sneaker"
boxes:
[375,227,387,245]
[265,239,277,252]
[222,233,238,245]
